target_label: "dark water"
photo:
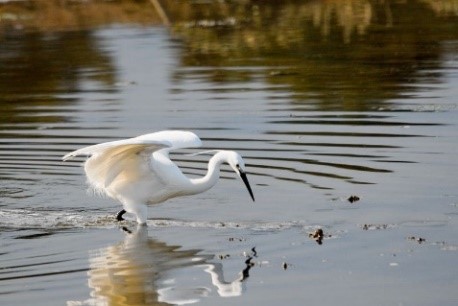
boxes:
[1,1,458,305]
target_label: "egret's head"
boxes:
[226,151,246,173]
[225,151,255,202]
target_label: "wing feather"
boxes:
[135,130,202,151]
[94,143,164,189]
[62,130,202,198]
[63,137,168,193]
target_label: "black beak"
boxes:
[239,169,255,202]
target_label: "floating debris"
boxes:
[218,254,230,260]
[282,262,291,270]
[228,237,245,242]
[362,223,391,230]
[407,236,426,244]
[309,228,325,245]
[347,195,360,203]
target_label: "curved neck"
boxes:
[189,151,226,195]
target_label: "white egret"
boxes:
[63,130,255,224]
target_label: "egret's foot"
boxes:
[116,209,127,221]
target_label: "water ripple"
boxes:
[0,208,313,232]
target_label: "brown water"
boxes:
[1,1,458,305]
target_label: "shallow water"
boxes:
[1,1,458,305]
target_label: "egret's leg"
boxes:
[116,209,126,221]
[134,205,148,225]
[123,201,148,225]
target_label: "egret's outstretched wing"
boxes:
[62,138,168,161]
[135,130,202,152]
[62,130,202,196]
[63,138,170,193]
[134,131,203,185]
[62,130,201,161]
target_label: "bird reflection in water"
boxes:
[201,256,254,298]
[70,225,254,305]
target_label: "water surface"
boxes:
[1,1,458,305]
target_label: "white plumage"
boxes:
[63,130,254,224]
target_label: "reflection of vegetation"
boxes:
[1,0,457,114]
[161,0,458,111]
[163,0,458,47]
[0,0,159,127]
[422,0,458,16]
[0,0,160,35]
[0,30,116,126]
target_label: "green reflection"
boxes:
[0,0,160,34]
[0,0,158,128]
[0,30,116,126]
[165,0,458,111]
